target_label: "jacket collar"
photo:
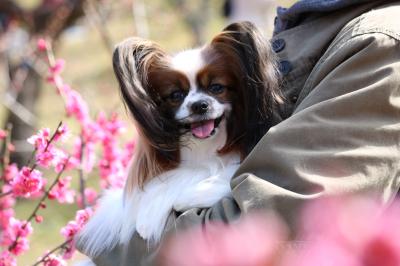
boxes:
[274,0,379,35]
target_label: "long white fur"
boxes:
[76,190,125,257]
[77,49,240,258]
[77,154,239,257]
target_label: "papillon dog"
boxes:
[77,21,282,258]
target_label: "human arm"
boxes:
[89,17,400,266]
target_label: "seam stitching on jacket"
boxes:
[295,31,400,110]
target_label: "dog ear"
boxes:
[211,21,283,157]
[112,38,179,191]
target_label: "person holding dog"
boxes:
[80,1,400,265]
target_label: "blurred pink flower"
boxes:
[36,149,55,169]
[43,254,66,266]
[71,138,96,173]
[27,128,50,152]
[77,188,98,208]
[0,39,135,265]
[54,124,69,142]
[6,144,14,152]
[96,112,126,136]
[51,149,70,173]
[161,213,287,266]
[2,218,33,255]
[0,250,16,266]
[61,244,75,260]
[65,90,90,124]
[11,167,44,198]
[0,129,7,140]
[281,197,400,266]
[48,176,75,204]
[60,209,92,239]
[60,208,93,259]
[0,191,15,210]
[28,126,69,169]
[35,215,44,224]
[60,221,79,240]
[0,186,15,209]
[50,59,65,75]
[75,209,93,227]
[0,209,14,230]
[37,38,48,52]
[1,164,18,183]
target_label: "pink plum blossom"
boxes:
[0,250,16,266]
[37,38,48,52]
[48,177,74,203]
[0,209,14,230]
[64,90,90,124]
[35,215,43,224]
[43,254,66,266]
[7,144,14,152]
[1,164,18,184]
[77,188,98,208]
[50,59,65,75]
[35,149,55,169]
[0,129,7,140]
[48,176,75,204]
[27,128,50,152]
[61,209,91,240]
[281,197,400,266]
[11,167,44,198]
[60,208,93,259]
[53,124,69,142]
[161,213,287,266]
[2,218,33,255]
[0,39,136,264]
[50,149,68,172]
[96,112,125,136]
[71,137,96,173]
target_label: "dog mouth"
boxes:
[183,115,224,139]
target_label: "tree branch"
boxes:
[32,239,72,266]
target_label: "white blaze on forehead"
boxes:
[171,48,205,87]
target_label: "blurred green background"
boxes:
[1,0,295,264]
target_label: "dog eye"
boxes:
[208,84,225,94]
[168,90,186,103]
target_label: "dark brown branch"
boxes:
[32,238,72,266]
[78,137,87,208]
[0,123,13,177]
[0,190,12,199]
[84,0,113,54]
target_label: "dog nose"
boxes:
[191,100,209,114]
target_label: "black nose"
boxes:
[191,100,209,114]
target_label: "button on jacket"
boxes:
[82,1,400,265]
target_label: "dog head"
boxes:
[113,22,282,191]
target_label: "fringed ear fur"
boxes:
[112,38,180,193]
[210,21,283,157]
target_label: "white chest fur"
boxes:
[77,123,240,257]
[123,151,240,244]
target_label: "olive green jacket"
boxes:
[85,1,400,265]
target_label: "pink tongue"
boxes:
[191,120,215,139]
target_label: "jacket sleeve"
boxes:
[90,32,400,265]
[229,32,400,227]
